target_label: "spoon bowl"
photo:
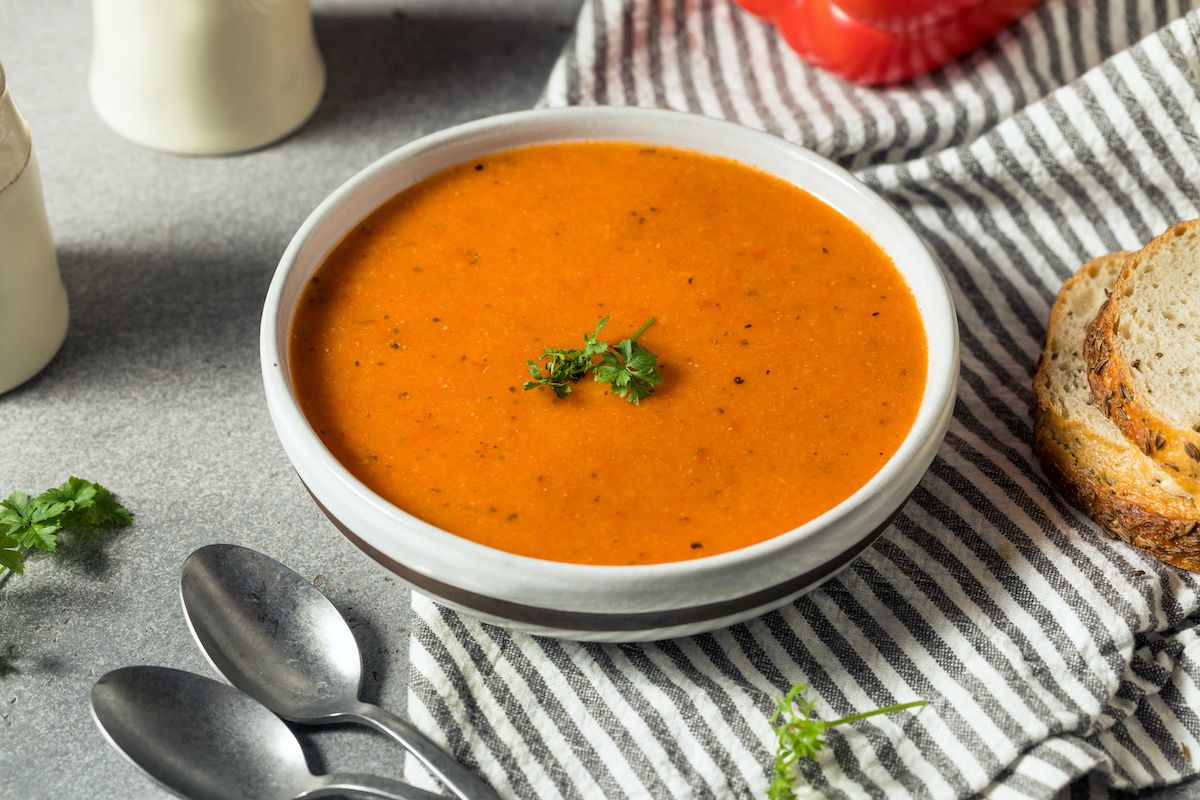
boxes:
[92,666,317,800]
[181,542,361,720]
[180,544,497,800]
[91,666,439,800]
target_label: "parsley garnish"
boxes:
[524,316,662,404]
[768,683,925,800]
[0,477,132,580]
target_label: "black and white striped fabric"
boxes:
[404,2,1200,797]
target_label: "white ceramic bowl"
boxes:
[261,107,959,642]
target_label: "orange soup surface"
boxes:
[291,142,926,565]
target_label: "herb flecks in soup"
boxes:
[290,143,926,565]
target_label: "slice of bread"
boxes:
[1084,220,1200,496]
[1035,252,1200,570]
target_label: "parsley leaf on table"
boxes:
[42,476,132,529]
[768,683,926,800]
[0,478,131,578]
[1,491,66,553]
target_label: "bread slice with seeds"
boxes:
[1084,220,1200,496]
[1035,252,1200,570]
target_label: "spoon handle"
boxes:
[305,772,446,800]
[354,703,500,800]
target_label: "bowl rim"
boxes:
[261,105,959,601]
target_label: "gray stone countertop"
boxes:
[0,1,1197,798]
[0,1,578,796]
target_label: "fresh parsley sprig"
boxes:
[524,316,662,405]
[768,683,926,800]
[523,316,612,399]
[0,477,132,579]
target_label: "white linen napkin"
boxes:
[405,2,1200,797]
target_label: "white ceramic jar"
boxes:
[89,0,326,155]
[0,64,69,395]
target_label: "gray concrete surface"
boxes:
[1,1,1197,798]
[0,1,579,796]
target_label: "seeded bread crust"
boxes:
[1035,253,1200,571]
[1084,220,1200,496]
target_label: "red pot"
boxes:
[736,0,1042,85]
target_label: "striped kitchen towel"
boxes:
[404,2,1200,797]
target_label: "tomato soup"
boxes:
[290,143,926,565]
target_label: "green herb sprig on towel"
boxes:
[768,683,926,800]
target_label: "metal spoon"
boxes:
[91,666,442,800]
[179,543,497,800]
